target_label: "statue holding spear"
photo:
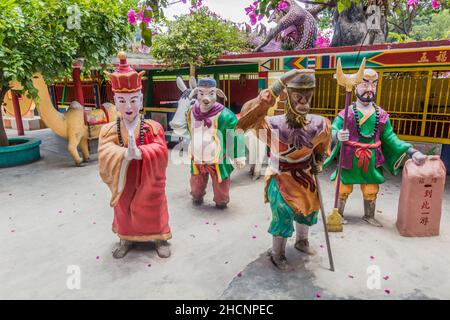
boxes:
[324,58,427,231]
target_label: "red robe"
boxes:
[98,120,171,241]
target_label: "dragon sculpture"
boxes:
[251,0,325,52]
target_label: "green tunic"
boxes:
[324,110,411,185]
[187,107,246,182]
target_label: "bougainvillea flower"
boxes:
[278,1,288,10]
[431,0,441,9]
[127,9,137,25]
[407,0,420,10]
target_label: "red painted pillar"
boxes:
[11,91,25,136]
[72,66,84,106]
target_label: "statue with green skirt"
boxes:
[324,68,427,227]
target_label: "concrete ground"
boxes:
[1,128,449,300]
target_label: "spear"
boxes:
[311,153,334,271]
[326,58,366,233]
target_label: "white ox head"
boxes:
[188,78,227,112]
[169,76,197,136]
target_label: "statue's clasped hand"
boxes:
[125,134,142,161]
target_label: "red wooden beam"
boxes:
[72,67,85,106]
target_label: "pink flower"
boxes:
[407,0,420,10]
[249,13,257,25]
[314,31,330,48]
[316,292,321,298]
[245,6,254,14]
[127,9,137,25]
[278,1,288,10]
[137,10,152,24]
[431,0,441,9]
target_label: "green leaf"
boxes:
[142,27,152,47]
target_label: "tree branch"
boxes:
[387,20,407,34]
[296,0,336,8]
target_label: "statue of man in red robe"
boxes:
[98,52,171,259]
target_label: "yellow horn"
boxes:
[354,57,367,86]
[335,58,345,88]
[335,57,367,92]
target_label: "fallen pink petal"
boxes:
[316,292,321,298]
[384,289,391,294]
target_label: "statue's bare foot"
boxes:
[76,161,86,167]
[155,240,171,258]
[113,240,134,259]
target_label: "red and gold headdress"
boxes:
[105,51,145,93]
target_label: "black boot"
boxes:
[113,240,134,259]
[338,198,348,225]
[362,199,382,227]
[269,236,288,270]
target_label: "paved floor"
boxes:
[1,128,449,299]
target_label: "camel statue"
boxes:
[8,73,119,166]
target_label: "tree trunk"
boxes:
[189,63,197,79]
[0,88,9,147]
[330,3,387,47]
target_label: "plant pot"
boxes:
[0,137,42,168]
